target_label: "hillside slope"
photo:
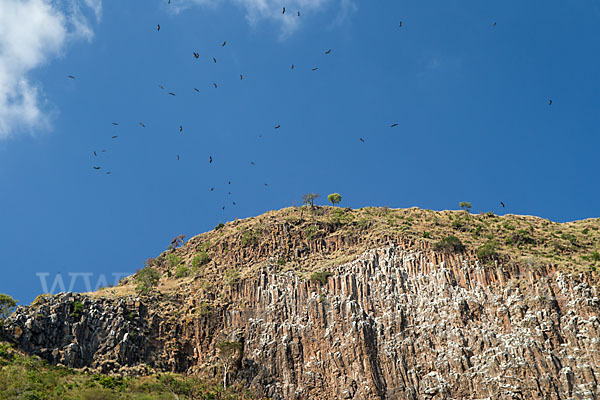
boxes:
[2,207,600,399]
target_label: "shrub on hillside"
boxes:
[310,271,332,286]
[175,265,190,278]
[477,240,499,262]
[433,236,465,253]
[192,252,210,268]
[135,267,161,295]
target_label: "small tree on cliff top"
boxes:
[0,294,17,325]
[328,193,342,207]
[302,193,319,208]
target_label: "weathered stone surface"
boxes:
[2,245,600,399]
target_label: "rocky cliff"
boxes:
[4,242,600,399]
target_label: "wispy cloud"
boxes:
[175,0,356,38]
[0,0,100,140]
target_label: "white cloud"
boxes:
[0,0,100,140]
[176,0,356,38]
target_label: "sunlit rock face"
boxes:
[4,245,600,399]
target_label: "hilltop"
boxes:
[101,206,600,301]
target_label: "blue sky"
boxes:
[1,0,599,303]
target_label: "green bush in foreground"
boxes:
[0,341,264,399]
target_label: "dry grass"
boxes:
[101,206,600,302]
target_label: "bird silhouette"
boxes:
[101,150,106,153]
[68,75,75,79]
[264,183,269,187]
[213,83,218,88]
[157,24,160,31]
[228,192,231,195]
[291,64,295,70]
[194,88,200,92]
[168,92,175,96]
[221,41,227,47]
[493,22,497,27]
[282,7,285,14]
[549,99,553,105]
[501,201,505,208]
[275,125,281,129]
[399,21,403,28]
[209,156,213,163]
[325,49,332,55]
[228,181,231,184]
[213,57,217,63]
[139,122,146,127]
[177,155,180,160]
[106,172,111,175]
[360,138,365,142]
[93,166,101,170]
[222,206,225,210]
[391,123,398,127]
[193,52,199,59]
[112,122,118,126]
[159,85,164,89]
[210,187,214,191]
[240,74,243,80]
[93,151,97,156]
[251,161,255,166]
[179,125,183,132]
[312,67,319,71]
[297,11,300,16]
[111,136,118,139]
[233,202,236,206]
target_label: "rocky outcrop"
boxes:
[3,245,600,399]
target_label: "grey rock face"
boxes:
[2,246,600,399]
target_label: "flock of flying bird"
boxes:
[65,6,552,212]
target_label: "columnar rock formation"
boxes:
[3,245,600,399]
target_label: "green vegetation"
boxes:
[225,270,240,286]
[241,229,259,247]
[310,270,333,285]
[70,301,84,318]
[0,341,262,399]
[165,253,183,269]
[327,193,342,207]
[477,240,499,262]
[0,294,17,324]
[175,265,190,278]
[216,341,243,391]
[135,267,161,295]
[304,225,318,241]
[433,236,466,253]
[459,202,472,212]
[277,257,286,266]
[192,251,211,269]
[301,193,319,208]
[215,222,225,231]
